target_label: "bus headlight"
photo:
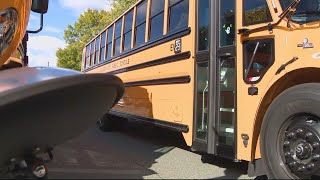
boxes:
[0,8,18,56]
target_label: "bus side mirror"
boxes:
[31,0,49,14]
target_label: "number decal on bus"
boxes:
[174,39,182,54]
[171,39,182,54]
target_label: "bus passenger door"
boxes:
[193,0,237,160]
[214,0,237,159]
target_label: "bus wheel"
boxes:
[261,83,320,179]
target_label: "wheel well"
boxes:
[251,68,320,160]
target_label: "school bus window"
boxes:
[220,0,235,47]
[114,19,123,56]
[243,38,275,83]
[168,0,189,33]
[149,0,164,41]
[100,31,106,62]
[198,0,210,51]
[85,45,90,68]
[135,0,147,47]
[90,41,95,66]
[95,36,101,64]
[106,25,114,60]
[123,10,133,52]
[243,0,272,26]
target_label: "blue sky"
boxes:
[27,0,112,67]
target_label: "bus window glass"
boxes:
[220,0,235,47]
[115,19,122,38]
[151,0,165,16]
[243,38,275,83]
[123,32,132,52]
[135,24,146,47]
[280,0,320,24]
[195,62,209,140]
[149,0,164,40]
[135,1,147,47]
[114,19,122,56]
[95,36,101,64]
[198,0,210,51]
[243,0,272,26]
[108,26,114,44]
[85,45,90,68]
[106,25,114,59]
[90,41,95,66]
[100,31,106,62]
[219,57,236,146]
[169,0,189,33]
[136,1,147,25]
[124,11,133,32]
[114,38,121,56]
[124,11,133,52]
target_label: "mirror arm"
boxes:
[27,13,43,34]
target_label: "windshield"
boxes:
[280,0,320,24]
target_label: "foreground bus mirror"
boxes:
[31,0,49,14]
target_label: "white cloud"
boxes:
[58,0,112,15]
[44,26,63,34]
[28,35,67,67]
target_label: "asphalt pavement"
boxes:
[47,122,256,179]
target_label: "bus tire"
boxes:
[97,114,127,132]
[261,83,320,179]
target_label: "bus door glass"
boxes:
[193,0,211,151]
[216,0,236,158]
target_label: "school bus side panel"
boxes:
[88,32,195,145]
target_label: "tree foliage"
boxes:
[57,0,138,70]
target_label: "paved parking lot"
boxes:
[47,122,256,179]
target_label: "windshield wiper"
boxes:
[238,0,301,35]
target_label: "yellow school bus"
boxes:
[0,1,32,69]
[83,0,320,178]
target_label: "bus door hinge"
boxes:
[241,134,249,148]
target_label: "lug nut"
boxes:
[284,141,291,147]
[298,165,306,172]
[285,151,293,158]
[312,142,319,149]
[296,129,305,137]
[312,154,320,161]
[287,132,296,139]
[306,132,313,140]
[307,163,315,170]
[289,161,297,168]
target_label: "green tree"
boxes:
[57,0,138,70]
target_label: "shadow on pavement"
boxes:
[47,120,255,179]
[47,121,187,179]
[200,155,249,179]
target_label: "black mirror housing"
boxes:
[31,0,49,14]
